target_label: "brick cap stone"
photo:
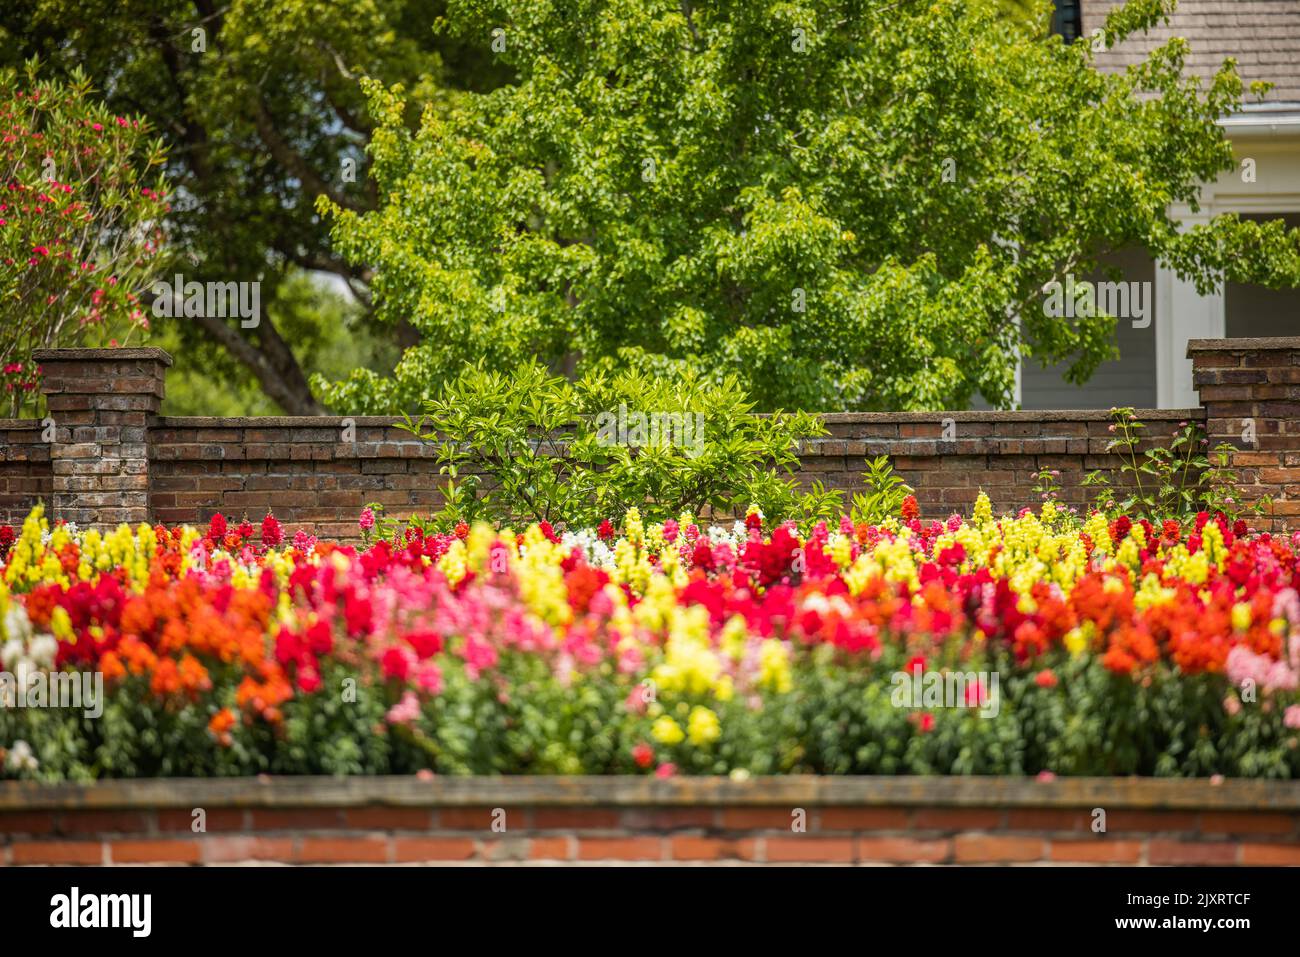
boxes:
[2,774,1297,812]
[1188,337,1300,354]
[156,415,402,428]
[818,408,1200,424]
[32,347,173,367]
[153,410,1205,429]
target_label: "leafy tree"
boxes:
[0,61,168,416]
[319,0,1300,413]
[983,0,1050,26]
[0,0,506,413]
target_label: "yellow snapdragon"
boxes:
[650,605,721,697]
[438,539,469,587]
[1231,602,1253,633]
[687,706,721,746]
[1083,511,1111,557]
[514,527,570,627]
[652,715,684,746]
[757,638,793,694]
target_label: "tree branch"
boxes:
[253,99,370,213]
[185,311,325,414]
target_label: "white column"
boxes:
[1157,209,1225,409]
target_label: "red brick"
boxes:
[953,835,1045,863]
[576,837,664,861]
[764,837,856,863]
[157,808,246,833]
[58,810,151,835]
[1245,353,1294,367]
[109,839,201,864]
[720,808,806,830]
[201,837,296,863]
[1048,840,1143,863]
[818,808,910,831]
[619,808,717,830]
[1199,812,1296,836]
[1148,840,1239,866]
[1107,811,1198,834]
[857,837,951,863]
[1233,452,1283,466]
[251,808,345,830]
[391,837,477,862]
[1241,843,1300,865]
[297,836,389,863]
[528,837,574,861]
[435,807,503,830]
[344,808,434,830]
[1006,809,1089,832]
[0,812,56,835]
[13,841,104,865]
[913,809,1004,831]
[531,808,620,830]
[669,836,760,861]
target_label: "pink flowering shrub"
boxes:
[0,62,168,415]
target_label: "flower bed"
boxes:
[2,495,1299,780]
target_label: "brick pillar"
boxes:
[1188,337,1300,532]
[32,347,171,529]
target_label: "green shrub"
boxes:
[401,362,831,528]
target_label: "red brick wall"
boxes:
[28,348,168,528]
[143,410,1194,539]
[1191,338,1300,528]
[805,410,1196,517]
[147,417,439,541]
[1,777,1296,866]
[0,421,50,527]
[1,340,1298,535]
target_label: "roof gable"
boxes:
[1083,0,1300,106]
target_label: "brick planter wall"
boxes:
[0,338,1296,534]
[140,408,1198,540]
[35,348,169,529]
[0,421,50,528]
[1,776,1297,866]
[1190,338,1300,527]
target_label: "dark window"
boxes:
[1224,213,1300,339]
[1052,1,1083,42]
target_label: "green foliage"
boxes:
[1032,465,1062,503]
[765,478,846,530]
[1202,441,1270,522]
[0,61,168,416]
[402,361,827,528]
[8,648,1299,779]
[851,456,915,525]
[319,0,1300,413]
[978,0,1052,29]
[1082,407,1272,522]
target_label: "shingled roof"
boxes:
[1082,0,1300,106]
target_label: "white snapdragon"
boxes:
[560,529,617,569]
[0,637,22,671]
[27,634,58,669]
[4,740,38,774]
